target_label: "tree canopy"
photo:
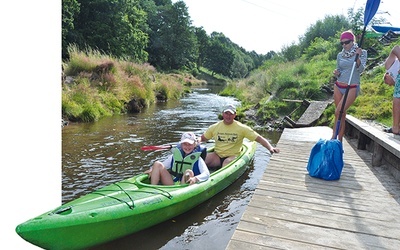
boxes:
[62,0,270,77]
[62,1,383,78]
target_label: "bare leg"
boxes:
[388,45,400,135]
[205,152,222,168]
[149,161,174,185]
[222,156,236,167]
[332,85,343,139]
[332,87,358,141]
[393,97,400,134]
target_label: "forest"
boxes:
[63,0,272,79]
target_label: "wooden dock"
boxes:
[227,126,400,249]
[283,100,332,128]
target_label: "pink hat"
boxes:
[340,31,354,41]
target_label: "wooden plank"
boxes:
[346,115,400,157]
[296,101,331,125]
[227,126,400,250]
[283,101,332,128]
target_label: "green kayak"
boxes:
[16,141,256,249]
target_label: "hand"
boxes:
[144,168,152,178]
[186,177,198,185]
[333,69,340,77]
[384,72,395,86]
[269,148,280,154]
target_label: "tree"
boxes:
[280,42,301,62]
[146,0,198,70]
[67,0,149,62]
[204,35,234,77]
[299,14,350,54]
[62,0,80,59]
[194,27,209,69]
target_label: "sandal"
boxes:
[383,127,393,133]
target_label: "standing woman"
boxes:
[332,30,367,141]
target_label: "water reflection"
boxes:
[62,86,281,249]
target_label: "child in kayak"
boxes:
[145,132,210,185]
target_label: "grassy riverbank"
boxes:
[62,46,207,122]
[62,42,399,128]
[222,42,399,129]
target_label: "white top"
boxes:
[387,59,399,82]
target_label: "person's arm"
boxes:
[198,134,207,144]
[255,135,280,154]
[193,158,210,182]
[383,46,400,86]
[385,45,400,70]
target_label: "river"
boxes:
[62,86,282,249]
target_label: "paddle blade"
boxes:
[140,145,172,151]
[364,0,380,26]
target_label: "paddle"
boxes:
[140,144,173,151]
[141,139,215,151]
[334,0,380,138]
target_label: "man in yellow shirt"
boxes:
[199,104,280,168]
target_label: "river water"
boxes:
[62,86,282,250]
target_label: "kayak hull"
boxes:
[371,25,400,33]
[16,141,257,249]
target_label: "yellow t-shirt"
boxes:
[204,120,259,157]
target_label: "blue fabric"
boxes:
[307,139,344,180]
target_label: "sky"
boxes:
[174,0,400,54]
[2,1,399,249]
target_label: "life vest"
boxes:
[176,144,207,160]
[169,147,202,182]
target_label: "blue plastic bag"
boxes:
[307,139,344,180]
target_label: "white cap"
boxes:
[223,104,236,114]
[180,132,196,144]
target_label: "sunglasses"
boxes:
[340,40,352,45]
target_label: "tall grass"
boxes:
[62,45,188,122]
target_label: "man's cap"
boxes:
[180,132,196,144]
[223,104,236,114]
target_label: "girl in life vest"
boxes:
[145,132,210,185]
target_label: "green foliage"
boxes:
[280,42,301,62]
[61,1,397,128]
[302,37,338,61]
[256,100,287,122]
[195,27,210,69]
[64,0,149,62]
[204,33,235,77]
[62,79,109,122]
[219,81,245,99]
[352,82,393,121]
[63,45,100,75]
[299,14,350,53]
[146,1,198,70]
[62,47,186,122]
[99,92,126,114]
[62,0,273,78]
[62,0,80,59]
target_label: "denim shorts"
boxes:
[394,75,400,98]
